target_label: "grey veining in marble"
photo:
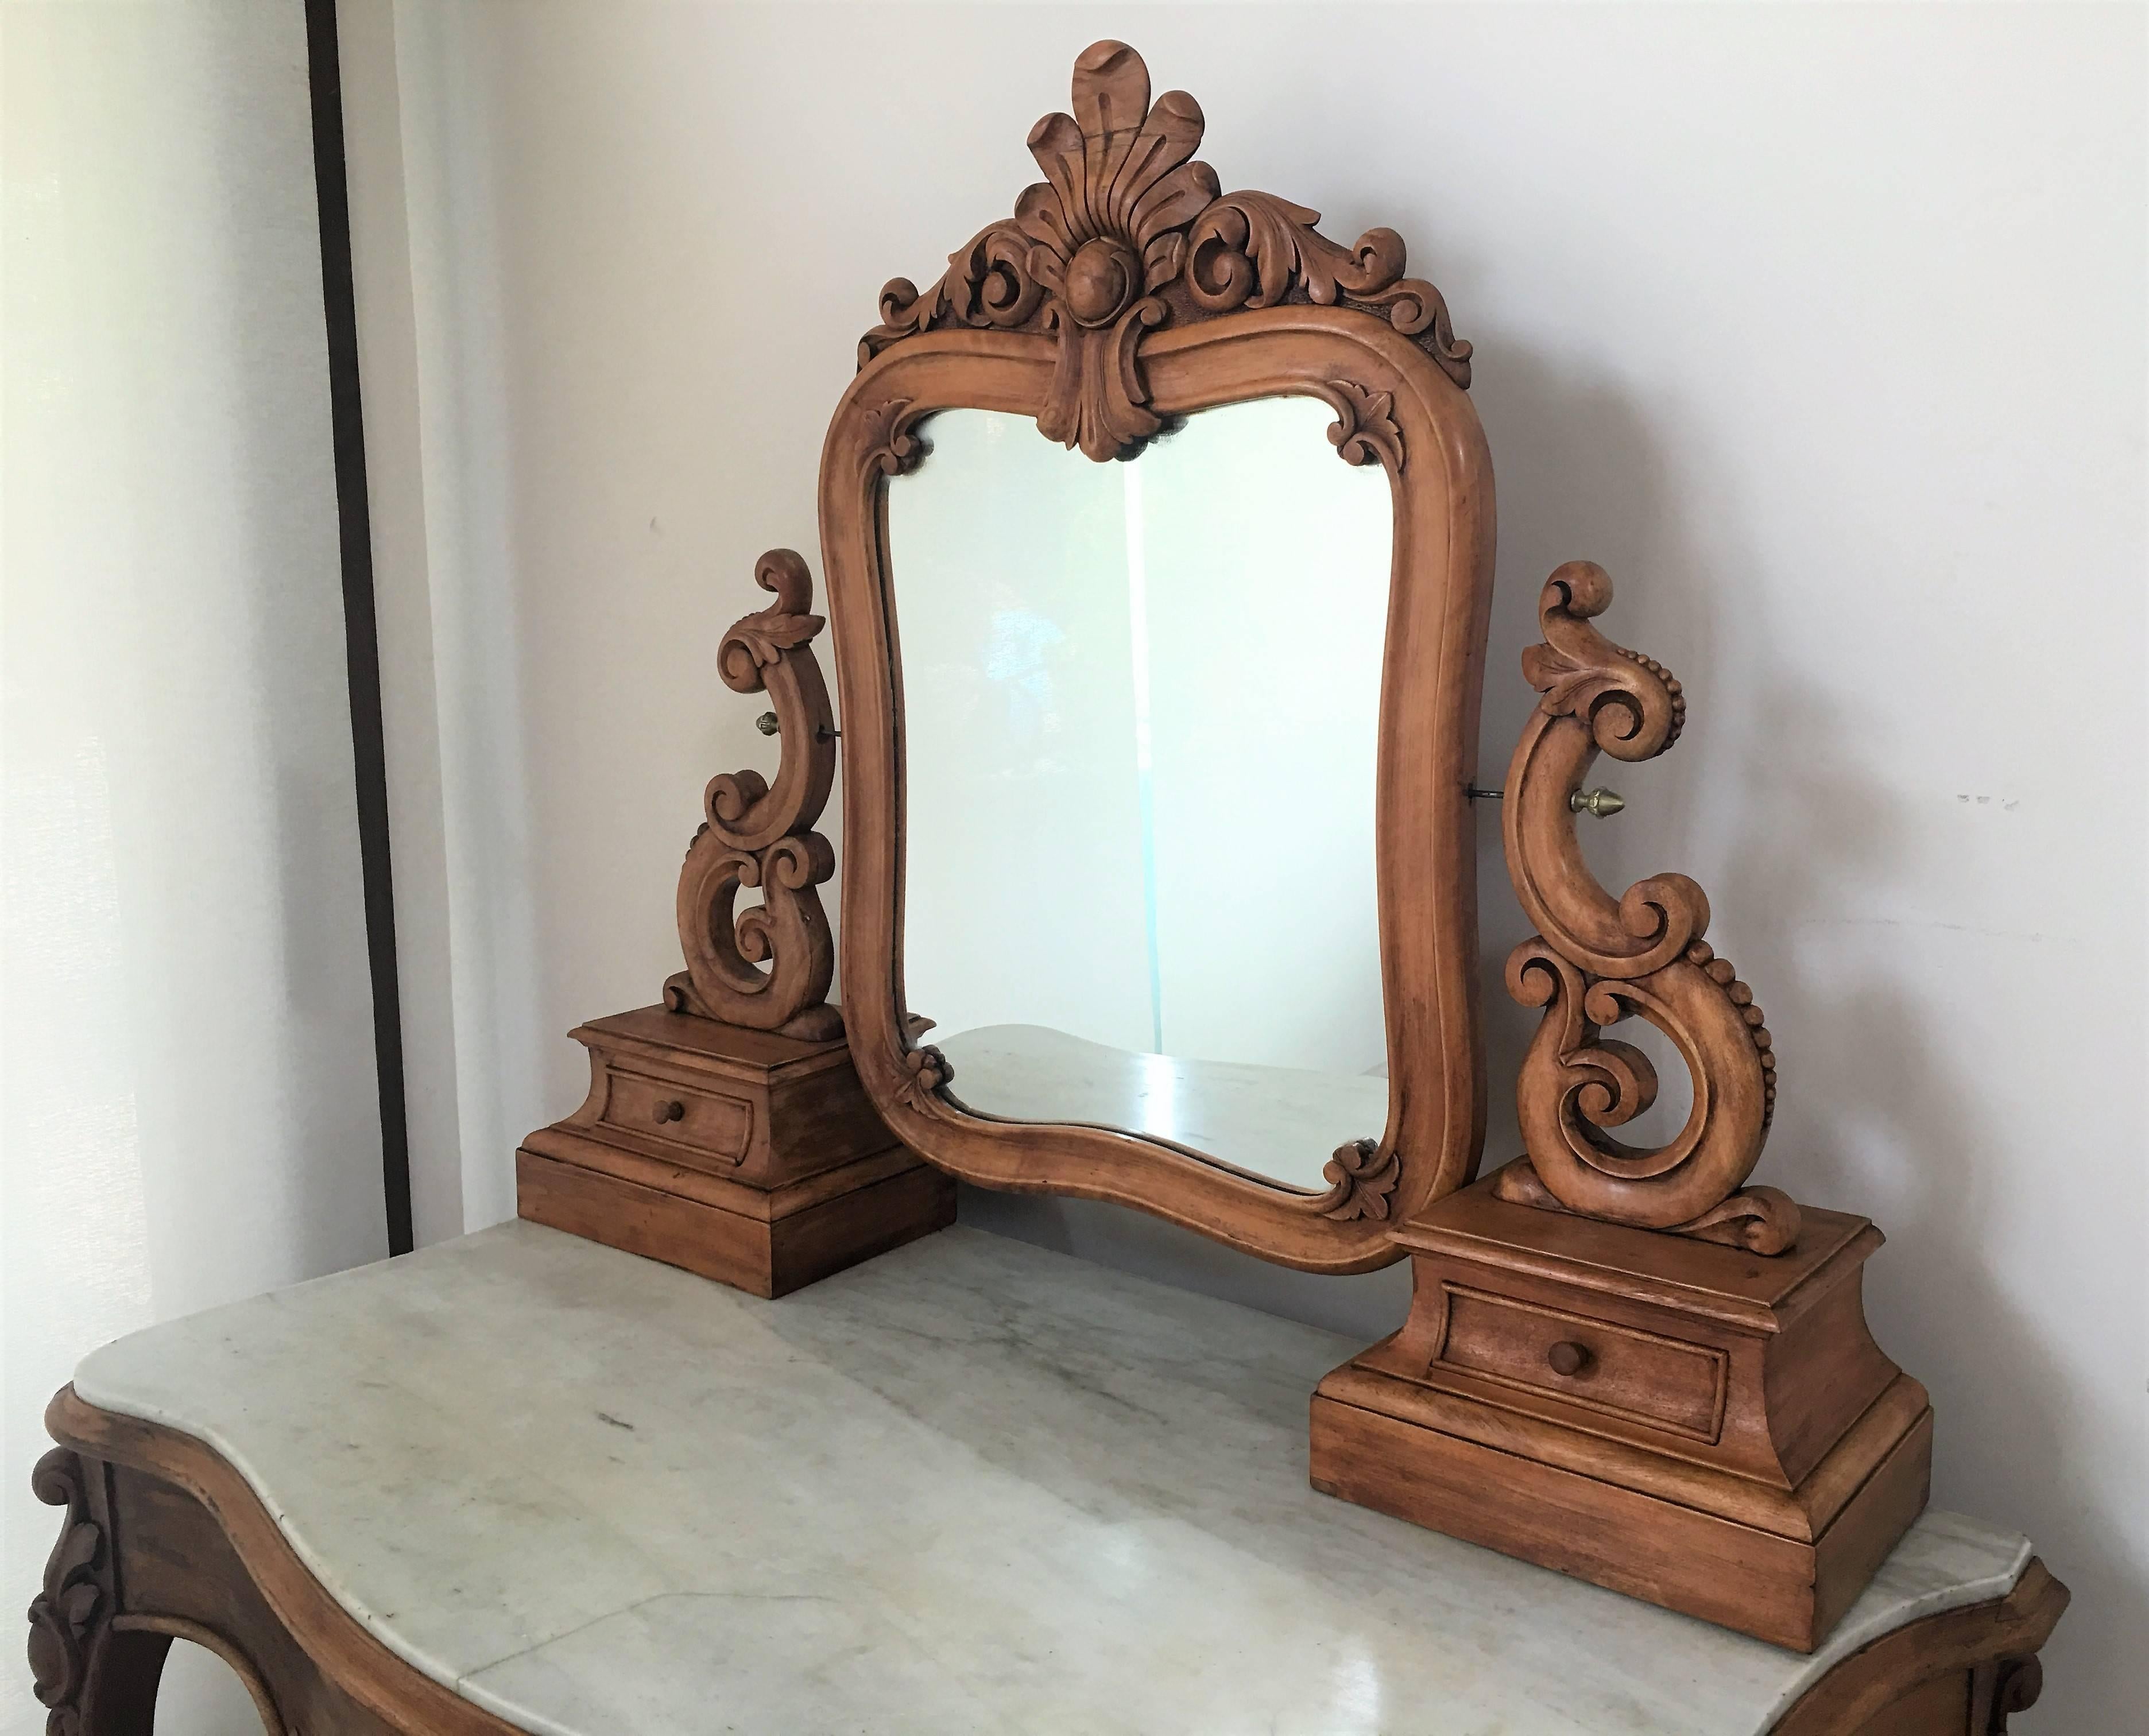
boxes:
[939,1022,1389,1192]
[75,1223,2028,1736]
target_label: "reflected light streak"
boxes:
[1136,1050,1180,1143]
[1122,460,1166,1054]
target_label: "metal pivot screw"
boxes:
[1571,787,1626,818]
[756,711,780,735]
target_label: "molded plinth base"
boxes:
[517,1006,953,1298]
[1310,1165,1931,1651]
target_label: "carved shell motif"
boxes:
[861,40,1470,461]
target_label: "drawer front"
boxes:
[601,1067,753,1167]
[1435,1284,1727,1442]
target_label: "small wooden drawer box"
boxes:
[1434,1282,1729,1443]
[595,1065,756,1170]
[517,1005,954,1299]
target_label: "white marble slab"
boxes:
[74,1223,2027,1736]
[939,1022,1390,1191]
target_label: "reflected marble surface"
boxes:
[892,401,1395,1188]
[939,1024,1389,1191]
[75,1223,2028,1736]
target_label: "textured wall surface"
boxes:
[3,6,389,1729]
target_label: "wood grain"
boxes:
[1772,1558,2069,1735]
[665,549,842,1042]
[1313,1169,1933,1650]
[830,348,1489,1272]
[517,1005,952,1299]
[858,40,1471,460]
[822,41,1496,1272]
[516,1145,954,1300]
[1497,561,1798,1253]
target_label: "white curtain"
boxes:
[2,5,390,1729]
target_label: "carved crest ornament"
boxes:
[669,42,1793,1249]
[859,39,1470,463]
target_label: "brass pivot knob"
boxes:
[756,711,780,736]
[1570,786,1625,818]
[653,1099,686,1124]
[1547,1340,1593,1377]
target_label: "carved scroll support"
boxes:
[1498,563,1796,1254]
[665,549,843,1041]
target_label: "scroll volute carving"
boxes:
[29,1448,109,1736]
[665,549,842,1041]
[1499,563,1797,1254]
[860,39,1470,462]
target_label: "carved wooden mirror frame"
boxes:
[812,41,1493,1273]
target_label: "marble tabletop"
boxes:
[938,1022,1391,1191]
[74,1222,2027,1736]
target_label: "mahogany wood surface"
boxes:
[1496,561,1798,1254]
[822,41,1496,1272]
[665,549,843,1043]
[516,1007,952,1299]
[1774,1559,2069,1735]
[32,1386,2064,1734]
[1311,1168,1933,1650]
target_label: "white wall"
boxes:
[346,5,2146,1728]
[2,5,390,1730]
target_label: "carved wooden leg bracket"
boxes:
[28,1449,112,1736]
[28,1447,285,1735]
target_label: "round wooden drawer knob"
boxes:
[652,1099,686,1124]
[1547,1340,1592,1377]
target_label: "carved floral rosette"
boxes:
[665,549,843,1041]
[858,40,1470,463]
[1499,562,1798,1254]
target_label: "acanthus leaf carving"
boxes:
[668,551,843,1042]
[1500,563,1794,1251]
[29,1448,107,1736]
[1183,192,1470,383]
[1318,1137,1401,1222]
[1314,379,1406,476]
[894,1044,954,1113]
[859,41,1469,462]
[860,397,931,479]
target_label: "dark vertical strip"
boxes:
[304,0,414,1256]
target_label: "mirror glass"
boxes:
[888,398,1392,1191]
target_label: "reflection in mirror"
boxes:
[889,398,1392,1191]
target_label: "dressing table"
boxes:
[31,41,2065,1735]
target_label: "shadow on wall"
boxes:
[1469,332,1722,1204]
[1474,329,2139,1720]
